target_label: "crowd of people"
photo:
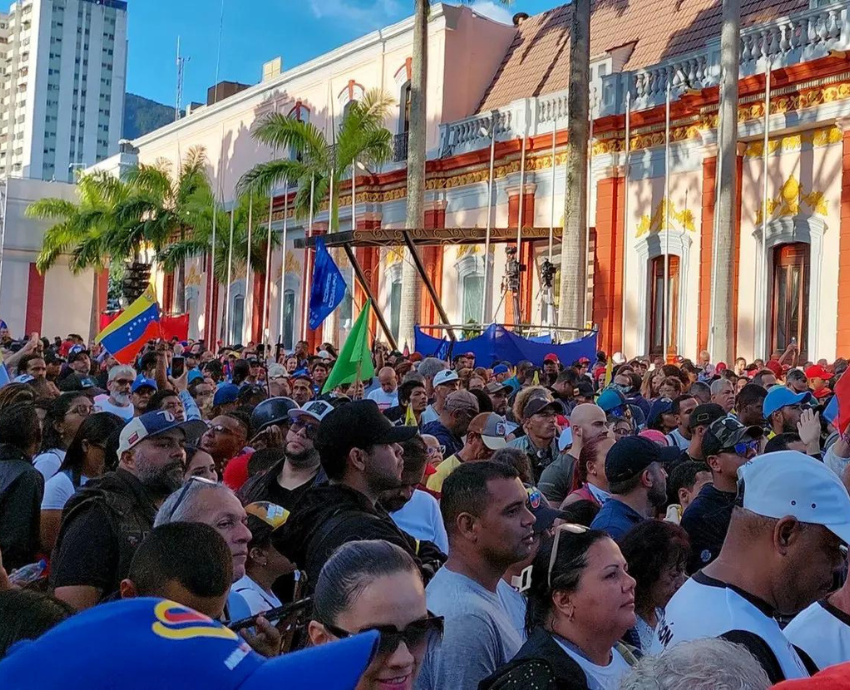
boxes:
[4,323,850,687]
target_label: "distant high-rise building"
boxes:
[0,0,127,181]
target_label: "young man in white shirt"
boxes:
[667,394,697,451]
[94,365,136,421]
[654,451,850,683]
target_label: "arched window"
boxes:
[648,256,679,357]
[288,102,310,164]
[282,289,296,351]
[456,252,486,325]
[230,294,245,346]
[399,81,411,135]
[771,243,810,359]
[342,99,358,121]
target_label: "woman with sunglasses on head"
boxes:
[33,393,94,481]
[39,412,124,551]
[309,539,443,690]
[484,526,637,689]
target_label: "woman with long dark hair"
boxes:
[39,412,124,551]
[32,393,93,481]
[563,435,614,509]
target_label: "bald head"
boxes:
[569,403,609,448]
[378,366,398,393]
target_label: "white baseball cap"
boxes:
[739,451,850,544]
[289,399,335,423]
[433,369,459,387]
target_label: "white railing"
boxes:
[438,109,513,155]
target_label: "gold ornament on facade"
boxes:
[186,266,202,287]
[284,253,301,276]
[754,174,829,225]
[635,197,696,238]
[456,244,482,258]
[744,125,842,158]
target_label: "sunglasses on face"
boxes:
[208,424,240,437]
[291,418,319,440]
[322,615,444,658]
[548,523,590,588]
[722,439,760,456]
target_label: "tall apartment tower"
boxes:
[0,0,127,181]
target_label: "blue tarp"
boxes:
[414,325,598,366]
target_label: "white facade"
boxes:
[0,0,127,182]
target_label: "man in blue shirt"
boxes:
[590,436,668,539]
[421,390,480,458]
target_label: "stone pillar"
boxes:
[419,200,446,328]
[506,183,536,324]
[592,167,625,354]
[838,122,850,355]
[698,146,717,356]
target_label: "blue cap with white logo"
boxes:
[213,383,240,407]
[117,410,207,456]
[762,386,813,419]
[0,598,378,690]
[131,375,158,393]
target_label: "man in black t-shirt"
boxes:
[238,400,334,510]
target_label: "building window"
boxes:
[771,243,810,359]
[390,279,402,343]
[230,293,245,345]
[283,289,296,350]
[461,274,484,325]
[648,255,679,357]
[399,81,411,135]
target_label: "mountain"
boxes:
[123,93,182,140]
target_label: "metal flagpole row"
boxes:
[277,179,289,340]
[622,89,631,347]
[663,82,672,359]
[224,208,235,343]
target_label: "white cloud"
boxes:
[310,0,404,29]
[468,0,515,24]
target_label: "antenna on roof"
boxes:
[175,36,190,122]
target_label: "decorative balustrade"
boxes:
[438,109,513,156]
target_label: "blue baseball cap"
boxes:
[187,369,204,383]
[131,375,158,393]
[0,598,378,689]
[493,364,510,375]
[647,398,674,429]
[597,388,627,413]
[763,387,813,418]
[117,410,208,456]
[214,383,240,407]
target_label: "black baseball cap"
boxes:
[702,416,763,457]
[315,400,418,462]
[575,380,595,398]
[687,403,726,431]
[605,436,663,484]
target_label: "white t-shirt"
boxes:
[390,489,449,554]
[554,639,631,689]
[667,428,690,451]
[33,449,66,481]
[231,575,282,616]
[366,387,399,411]
[94,394,134,421]
[41,472,90,511]
[784,599,850,672]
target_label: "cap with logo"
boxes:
[763,387,814,419]
[433,369,459,387]
[739,451,850,545]
[597,388,627,413]
[526,486,569,532]
[805,364,832,381]
[605,436,662,484]
[67,345,90,363]
[289,399,336,424]
[315,400,419,464]
[543,353,559,364]
[213,383,240,407]
[522,397,561,420]
[0,597,378,690]
[131,375,158,393]
[687,403,726,431]
[646,398,674,429]
[702,416,763,457]
[575,380,595,398]
[290,369,313,383]
[485,381,511,395]
[59,373,99,392]
[468,413,509,450]
[117,410,208,456]
[245,501,291,544]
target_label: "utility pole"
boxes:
[175,36,189,122]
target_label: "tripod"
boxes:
[494,247,524,324]
[537,258,558,328]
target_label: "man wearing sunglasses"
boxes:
[681,415,763,573]
[200,413,250,477]
[51,410,206,611]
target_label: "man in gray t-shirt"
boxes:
[416,462,536,690]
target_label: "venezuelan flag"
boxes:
[96,285,161,364]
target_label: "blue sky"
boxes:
[124,0,559,106]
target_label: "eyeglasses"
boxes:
[322,615,444,658]
[722,439,761,456]
[427,445,446,457]
[291,418,319,440]
[208,424,240,437]
[164,476,218,522]
[113,378,133,387]
[548,523,590,588]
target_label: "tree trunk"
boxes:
[558,0,591,334]
[713,0,740,363]
[175,228,186,313]
[399,0,428,349]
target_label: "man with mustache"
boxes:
[50,410,206,611]
[94,365,137,421]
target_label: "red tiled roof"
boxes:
[477,0,808,112]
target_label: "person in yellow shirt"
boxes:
[426,412,508,495]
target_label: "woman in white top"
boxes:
[230,501,297,616]
[40,412,124,551]
[486,526,637,689]
[33,393,93,481]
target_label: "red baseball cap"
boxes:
[766,360,784,377]
[773,661,850,688]
[805,364,832,380]
[544,353,559,363]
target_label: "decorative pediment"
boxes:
[186,266,201,287]
[755,175,828,226]
[636,198,695,238]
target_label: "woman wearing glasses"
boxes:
[33,393,94,481]
[488,526,637,689]
[309,540,443,690]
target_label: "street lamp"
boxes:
[480,111,497,324]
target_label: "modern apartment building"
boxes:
[0,0,127,181]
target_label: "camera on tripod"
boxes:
[505,246,525,293]
[540,259,556,289]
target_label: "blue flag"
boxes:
[309,236,347,330]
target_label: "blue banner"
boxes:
[309,236,348,330]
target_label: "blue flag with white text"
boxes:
[309,236,347,330]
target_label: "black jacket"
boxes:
[0,444,44,571]
[680,483,736,574]
[273,483,446,589]
[237,457,327,510]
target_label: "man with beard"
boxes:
[590,436,668,539]
[199,413,249,477]
[273,401,445,589]
[680,416,762,573]
[763,386,814,440]
[94,365,136,421]
[238,400,333,510]
[485,381,510,416]
[50,410,206,610]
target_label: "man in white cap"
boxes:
[653,451,850,683]
[420,369,460,425]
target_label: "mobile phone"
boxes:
[228,596,313,631]
[171,356,185,378]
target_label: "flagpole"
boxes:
[224,207,235,343]
[301,174,315,341]
[351,158,356,230]
[263,189,274,356]
[622,88,631,351]
[208,193,218,343]
[245,194,253,337]
[277,178,289,348]
[759,62,772,358]
[663,81,671,361]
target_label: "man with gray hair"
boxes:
[688,381,711,405]
[422,389,480,458]
[710,378,736,414]
[417,356,447,400]
[94,364,136,421]
[621,638,771,690]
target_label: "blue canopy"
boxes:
[414,325,598,366]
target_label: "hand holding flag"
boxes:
[95,286,161,364]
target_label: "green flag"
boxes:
[322,299,375,393]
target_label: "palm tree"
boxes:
[239,88,394,230]
[558,0,591,334]
[399,0,513,348]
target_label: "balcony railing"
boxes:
[393,132,408,162]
